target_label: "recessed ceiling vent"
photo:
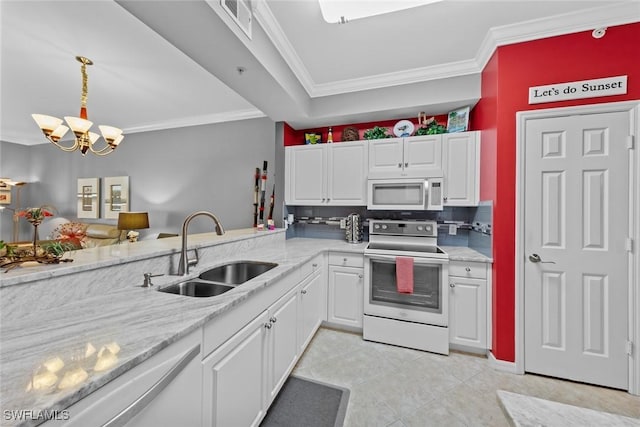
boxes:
[221,0,252,39]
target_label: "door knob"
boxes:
[529,253,555,264]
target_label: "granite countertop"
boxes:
[497,390,640,426]
[441,245,493,263]
[0,228,284,288]
[0,237,367,425]
[0,233,489,424]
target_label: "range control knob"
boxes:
[381,224,388,230]
[374,224,380,229]
[417,226,424,231]
[425,225,432,233]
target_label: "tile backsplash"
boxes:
[285,202,493,259]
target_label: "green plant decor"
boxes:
[40,241,77,258]
[363,126,391,140]
[415,118,447,135]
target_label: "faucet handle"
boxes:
[142,272,164,287]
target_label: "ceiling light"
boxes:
[32,56,123,156]
[318,0,442,24]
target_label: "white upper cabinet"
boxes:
[442,131,480,206]
[368,135,442,178]
[285,141,368,206]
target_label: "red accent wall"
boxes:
[475,22,640,362]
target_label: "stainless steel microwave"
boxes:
[367,178,444,211]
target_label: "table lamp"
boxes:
[117,212,149,242]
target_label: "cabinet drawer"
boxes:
[299,254,324,279]
[449,261,487,279]
[328,252,364,268]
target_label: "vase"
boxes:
[32,224,39,256]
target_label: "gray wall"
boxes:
[0,142,32,241]
[0,117,280,242]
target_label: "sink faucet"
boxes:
[177,211,225,276]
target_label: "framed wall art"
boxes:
[77,178,100,219]
[0,190,11,205]
[103,176,129,219]
[446,106,471,133]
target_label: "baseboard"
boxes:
[488,351,520,374]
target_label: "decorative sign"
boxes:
[529,75,627,104]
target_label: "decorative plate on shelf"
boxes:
[393,120,415,137]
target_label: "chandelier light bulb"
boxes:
[31,56,123,156]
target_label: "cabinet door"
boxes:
[449,276,486,349]
[266,287,299,403]
[368,138,404,178]
[328,265,364,328]
[403,135,443,177]
[327,141,368,205]
[442,132,479,206]
[202,311,269,427]
[298,270,324,352]
[285,145,326,205]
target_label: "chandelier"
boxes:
[32,56,123,156]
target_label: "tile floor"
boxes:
[292,327,640,427]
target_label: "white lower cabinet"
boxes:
[202,256,325,427]
[327,266,364,329]
[266,287,299,404]
[448,260,490,351]
[298,269,324,352]
[202,311,269,427]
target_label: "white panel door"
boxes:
[328,265,364,328]
[403,135,443,177]
[285,145,326,205]
[327,141,368,205]
[449,277,486,349]
[524,111,630,389]
[368,138,404,178]
[442,132,479,206]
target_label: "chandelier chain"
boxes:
[80,62,88,109]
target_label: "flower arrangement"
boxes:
[18,207,54,226]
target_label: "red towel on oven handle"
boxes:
[396,256,414,294]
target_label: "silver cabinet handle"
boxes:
[103,344,200,427]
[398,163,402,168]
[321,198,326,202]
[312,263,318,268]
[465,267,471,272]
[343,257,348,262]
[404,162,408,167]
[301,289,307,294]
[264,323,273,329]
[327,198,330,202]
[358,274,363,279]
[270,317,277,323]
[450,283,455,288]
[529,253,555,264]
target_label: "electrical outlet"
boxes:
[340,218,346,229]
[449,224,457,235]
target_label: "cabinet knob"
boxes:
[358,274,363,279]
[301,289,307,295]
[327,198,330,202]
[444,197,448,201]
[270,317,277,323]
[450,282,455,288]
[322,198,326,202]
[398,163,402,168]
[404,162,408,167]
[312,263,318,268]
[465,267,471,272]
[343,257,348,262]
[264,323,273,329]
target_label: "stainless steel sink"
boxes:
[159,281,234,297]
[199,261,278,285]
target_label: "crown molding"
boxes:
[2,109,267,146]
[253,0,316,95]
[257,1,640,98]
[123,108,267,134]
[475,1,640,71]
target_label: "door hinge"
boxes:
[627,341,633,356]
[626,238,634,252]
[627,136,634,149]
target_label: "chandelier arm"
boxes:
[88,140,115,156]
[46,136,80,152]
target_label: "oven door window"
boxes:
[369,258,442,313]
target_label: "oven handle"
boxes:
[364,253,449,265]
